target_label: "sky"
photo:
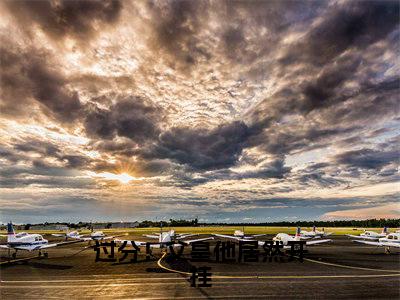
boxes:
[0,0,399,224]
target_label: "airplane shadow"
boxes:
[28,261,73,270]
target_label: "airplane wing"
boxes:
[213,234,258,243]
[380,242,400,248]
[177,234,197,239]
[252,234,267,237]
[346,234,379,240]
[143,234,160,239]
[80,235,117,241]
[324,232,333,236]
[305,239,332,246]
[0,244,11,249]
[353,240,400,248]
[213,234,243,241]
[353,240,381,246]
[299,236,313,240]
[182,237,214,244]
[10,240,80,251]
[51,234,66,237]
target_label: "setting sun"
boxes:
[87,171,135,184]
[113,173,134,184]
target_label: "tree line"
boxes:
[16,218,400,230]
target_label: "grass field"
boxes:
[0,226,388,236]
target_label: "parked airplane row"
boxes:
[1,223,399,259]
[214,227,332,249]
[346,227,400,253]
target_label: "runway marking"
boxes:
[157,252,400,279]
[300,257,400,273]
[2,272,400,285]
[2,275,400,289]
[1,278,182,283]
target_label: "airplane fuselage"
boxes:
[273,233,300,246]
[7,233,49,248]
[378,233,400,244]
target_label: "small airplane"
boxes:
[352,232,400,254]
[300,226,333,238]
[271,228,332,249]
[52,228,83,240]
[143,229,197,241]
[79,227,118,242]
[213,227,267,241]
[0,222,79,258]
[346,227,389,241]
[116,227,213,248]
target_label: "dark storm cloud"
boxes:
[281,0,399,66]
[84,97,163,143]
[156,156,291,189]
[147,0,211,67]
[334,148,399,170]
[0,44,83,122]
[325,78,400,125]
[14,139,60,157]
[4,0,122,42]
[250,125,360,156]
[235,158,291,180]
[299,54,362,112]
[227,193,400,210]
[297,173,345,188]
[0,175,94,189]
[142,121,250,171]
[146,0,326,68]
[0,161,74,178]
[219,0,326,63]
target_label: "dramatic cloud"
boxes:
[142,121,249,171]
[0,44,83,121]
[4,0,122,42]
[0,0,399,222]
[84,96,163,143]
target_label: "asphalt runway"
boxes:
[1,235,399,299]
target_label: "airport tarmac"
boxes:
[1,235,399,299]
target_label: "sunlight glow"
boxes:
[87,171,135,184]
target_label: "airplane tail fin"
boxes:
[7,222,16,243]
[382,226,388,234]
[296,227,301,237]
[312,225,316,232]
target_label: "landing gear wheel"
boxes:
[12,252,17,259]
[44,252,48,258]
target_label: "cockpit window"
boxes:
[388,235,393,239]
